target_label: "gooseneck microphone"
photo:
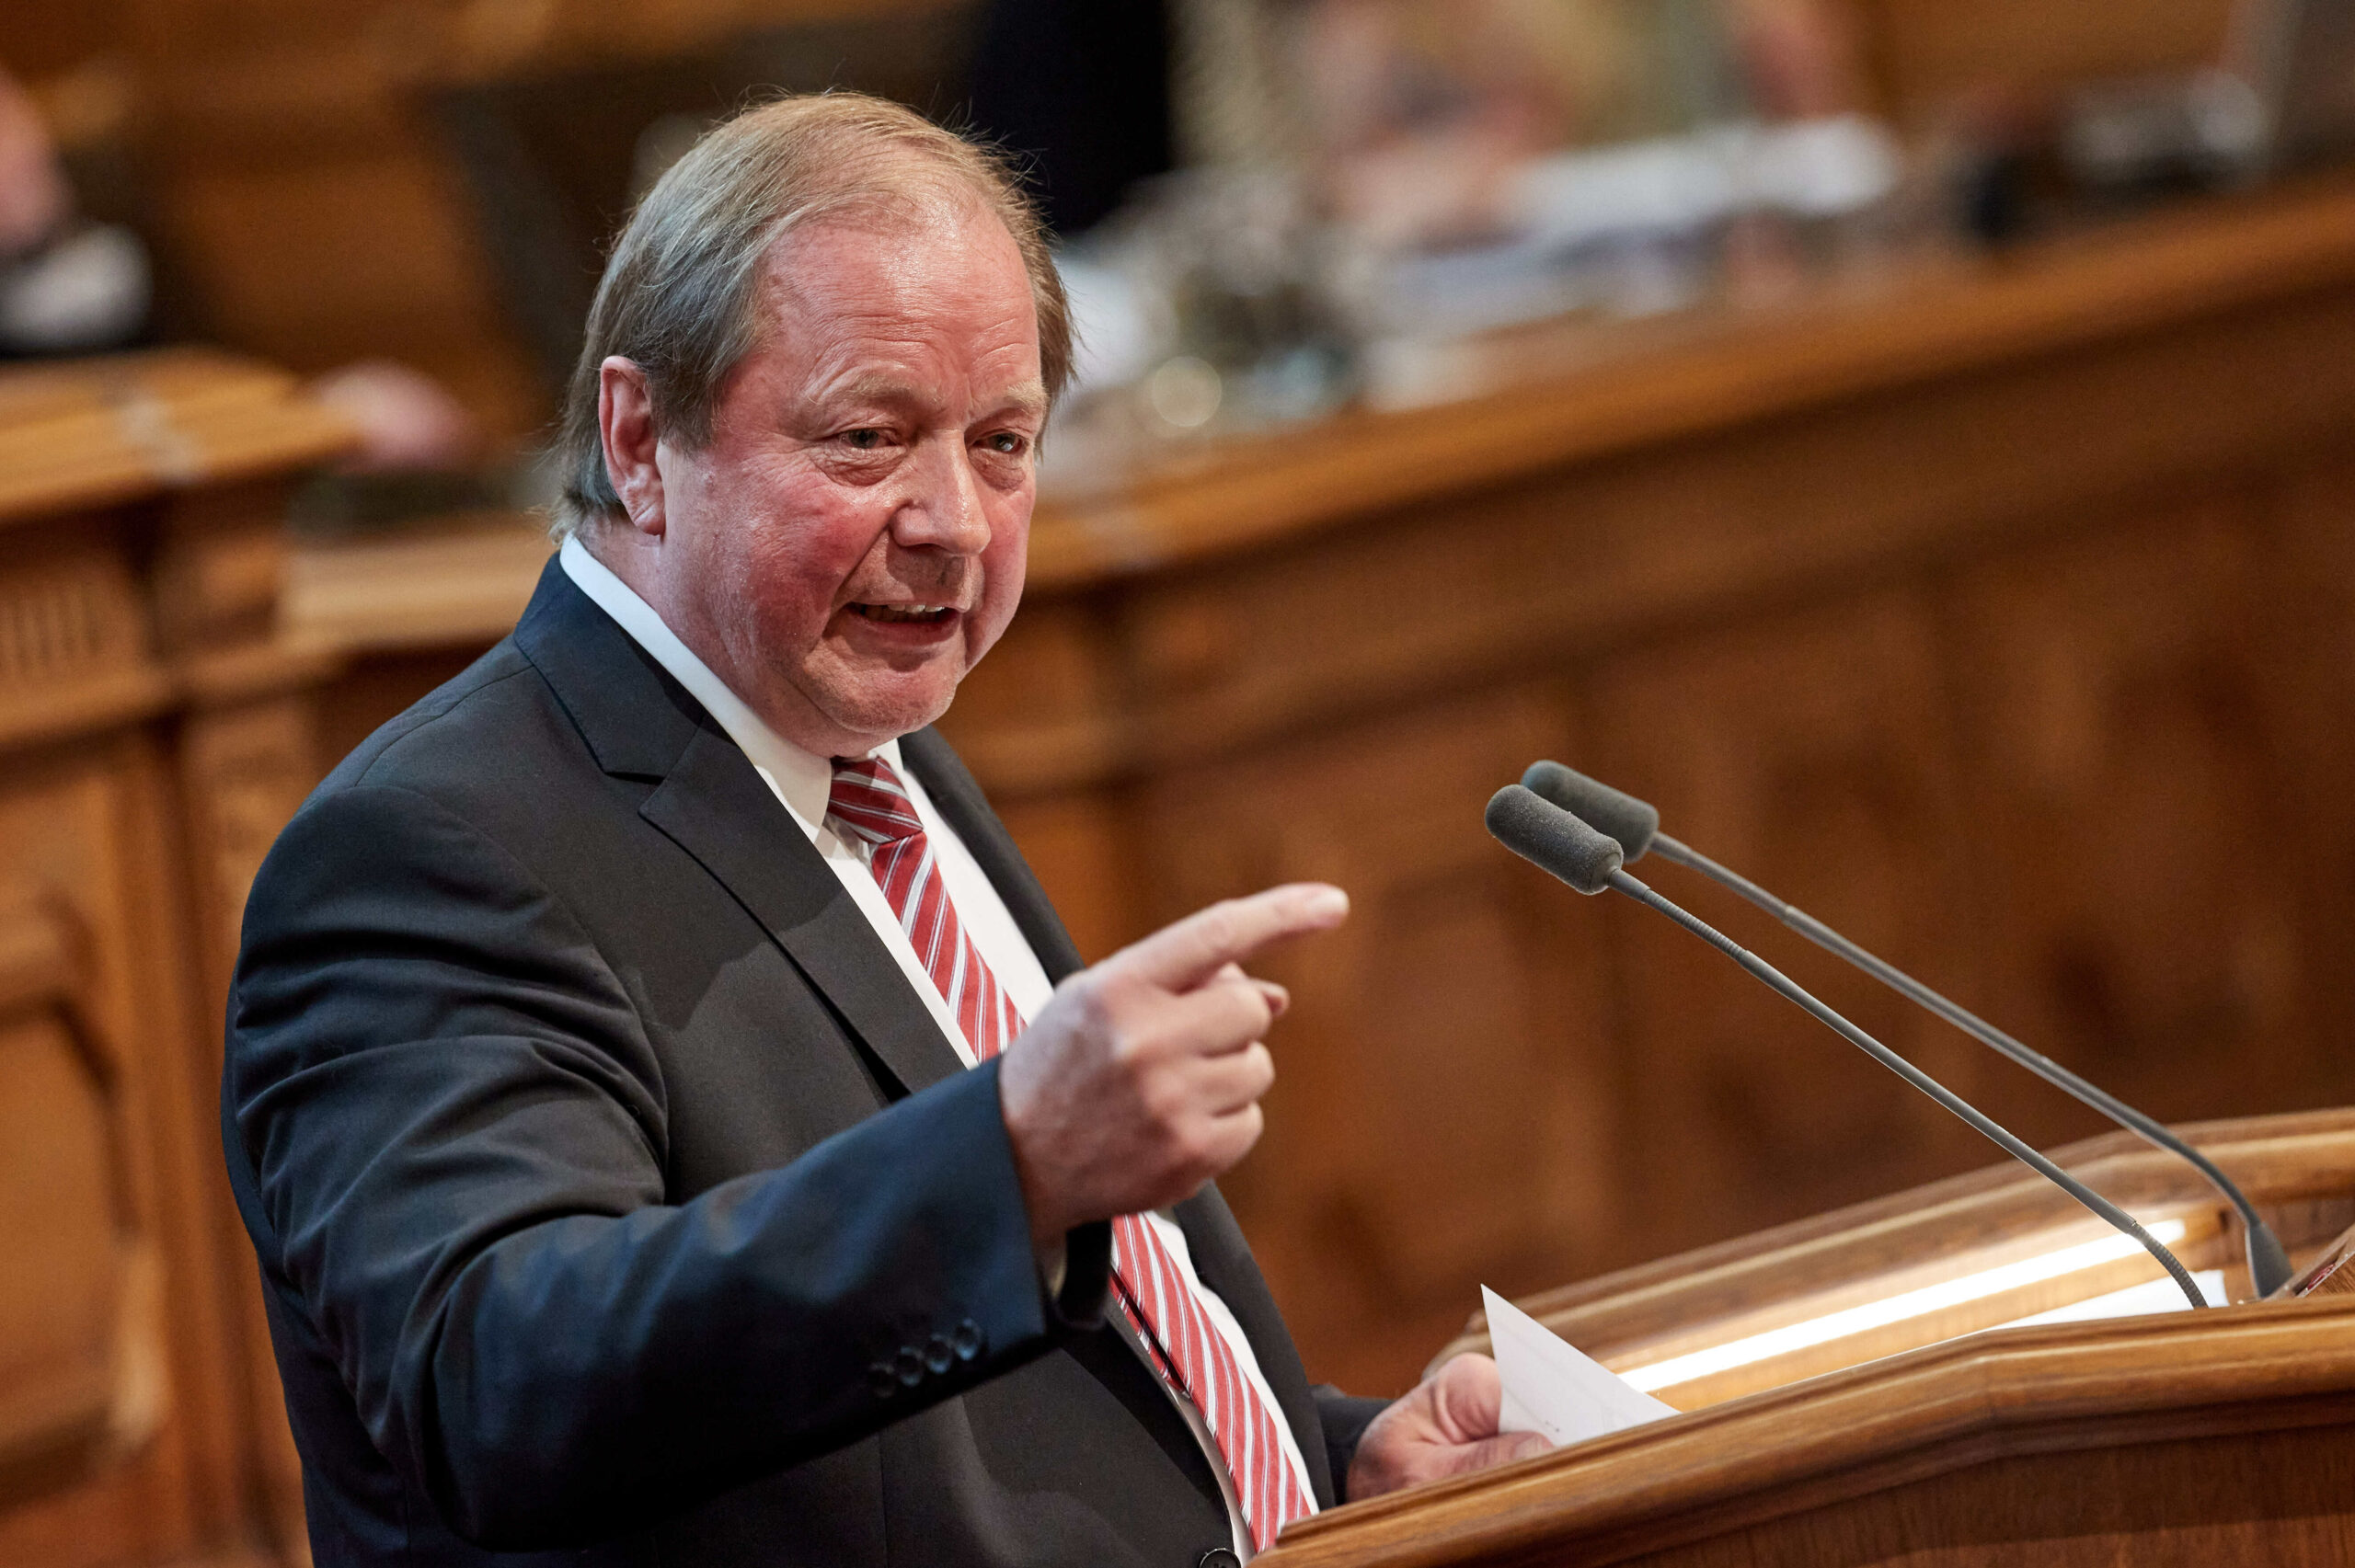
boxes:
[1520,761,2291,1298]
[1486,785,2211,1310]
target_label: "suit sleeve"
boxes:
[1311,1388,1393,1501]
[226,783,1056,1549]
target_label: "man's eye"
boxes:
[982,431,1029,456]
[841,429,886,451]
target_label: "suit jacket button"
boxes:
[952,1318,984,1361]
[925,1333,955,1375]
[1197,1550,1243,1568]
[894,1346,925,1387]
[867,1363,897,1400]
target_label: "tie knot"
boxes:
[829,756,925,846]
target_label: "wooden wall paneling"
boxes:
[0,736,233,1567]
[1938,492,2338,1155]
[105,727,263,1565]
[934,596,1128,799]
[176,692,326,987]
[1131,686,1614,1395]
[2265,456,2355,1070]
[1571,587,1986,1268]
[0,518,243,1561]
[985,789,1143,970]
[937,195,2355,1394]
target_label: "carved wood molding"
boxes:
[0,353,354,757]
[0,551,171,754]
[0,891,167,1508]
[0,892,76,1023]
[0,1240,177,1510]
[178,699,322,984]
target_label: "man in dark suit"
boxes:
[224,94,1542,1567]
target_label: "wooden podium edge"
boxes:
[0,349,352,530]
[1270,1292,2355,1566]
[1427,1107,2355,1376]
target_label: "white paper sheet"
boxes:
[1481,1286,1676,1448]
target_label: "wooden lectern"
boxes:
[1267,1109,2355,1566]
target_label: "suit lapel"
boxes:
[638,727,970,1100]
[516,560,966,1102]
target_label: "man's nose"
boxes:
[890,437,992,555]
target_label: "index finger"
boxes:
[1109,884,1350,993]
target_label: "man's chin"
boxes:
[803,681,959,754]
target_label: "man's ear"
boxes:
[598,357,666,536]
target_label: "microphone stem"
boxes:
[1648,835,2291,1299]
[1607,868,2211,1311]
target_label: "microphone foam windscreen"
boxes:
[1521,761,1660,862]
[1486,785,1624,895]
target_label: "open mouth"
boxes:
[849,602,957,625]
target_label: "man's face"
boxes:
[643,200,1045,757]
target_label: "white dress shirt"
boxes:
[558,539,1318,1525]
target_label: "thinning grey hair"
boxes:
[549,92,1072,539]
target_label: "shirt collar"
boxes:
[558,534,902,839]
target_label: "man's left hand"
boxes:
[1345,1354,1549,1501]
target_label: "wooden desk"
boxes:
[0,350,348,1566]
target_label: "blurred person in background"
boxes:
[223,92,1545,1568]
[1295,0,1876,249]
[0,63,150,358]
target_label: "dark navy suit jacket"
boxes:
[223,561,1384,1566]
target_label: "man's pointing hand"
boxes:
[998,884,1350,1248]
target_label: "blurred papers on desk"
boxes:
[1049,0,1912,467]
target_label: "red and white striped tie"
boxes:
[829,756,1315,1551]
